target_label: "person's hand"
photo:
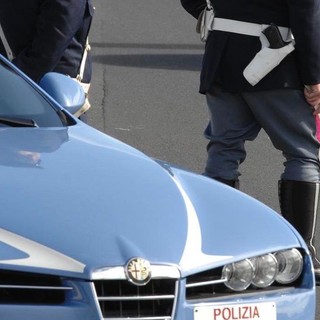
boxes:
[304,84,320,115]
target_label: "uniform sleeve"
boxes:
[13,0,87,82]
[180,0,207,19]
[287,0,320,85]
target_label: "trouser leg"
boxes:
[279,180,320,282]
[204,88,261,183]
[243,89,320,182]
[214,177,240,189]
[206,88,320,182]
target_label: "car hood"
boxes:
[0,126,301,278]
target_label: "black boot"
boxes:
[214,177,239,189]
[278,180,320,284]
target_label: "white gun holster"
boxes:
[243,42,295,86]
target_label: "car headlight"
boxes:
[250,254,278,288]
[222,249,303,291]
[222,259,254,291]
[274,248,303,284]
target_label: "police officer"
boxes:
[180,0,320,283]
[0,0,94,110]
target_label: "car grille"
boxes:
[0,269,70,304]
[94,279,177,319]
[186,267,226,300]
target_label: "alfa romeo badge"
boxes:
[125,257,152,286]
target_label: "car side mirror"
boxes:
[39,72,85,115]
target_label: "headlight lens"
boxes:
[222,259,254,291]
[250,254,278,288]
[221,249,303,291]
[275,249,303,284]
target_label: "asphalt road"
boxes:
[87,0,319,316]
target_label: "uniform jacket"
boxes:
[181,0,320,93]
[0,0,94,83]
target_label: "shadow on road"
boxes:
[91,42,204,51]
[92,53,203,71]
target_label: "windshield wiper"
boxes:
[0,116,38,127]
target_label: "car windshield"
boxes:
[0,61,65,127]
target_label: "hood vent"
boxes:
[0,270,71,304]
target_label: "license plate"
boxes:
[194,302,276,320]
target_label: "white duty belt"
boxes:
[211,18,292,42]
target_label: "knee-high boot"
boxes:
[278,180,320,283]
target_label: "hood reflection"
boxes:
[0,128,68,168]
